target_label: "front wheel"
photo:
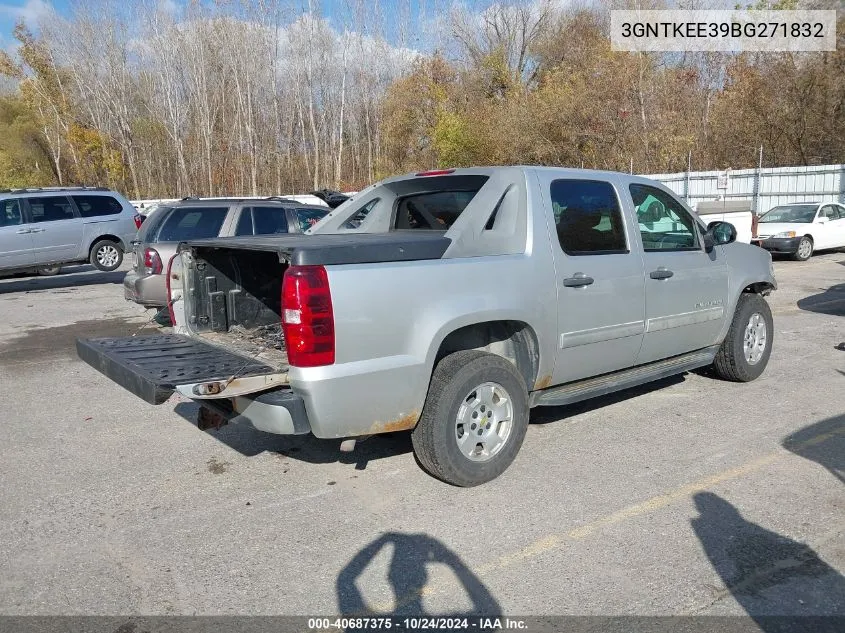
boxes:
[412,350,529,486]
[90,240,123,271]
[713,293,773,382]
[792,236,813,261]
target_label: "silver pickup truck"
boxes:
[77,167,776,486]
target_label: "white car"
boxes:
[753,202,845,261]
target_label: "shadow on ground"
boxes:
[0,265,124,294]
[174,402,413,469]
[782,415,844,485]
[797,283,845,317]
[691,417,845,626]
[692,492,845,622]
[528,374,686,424]
[337,532,501,622]
[175,375,690,468]
[173,371,697,470]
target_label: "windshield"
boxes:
[759,205,817,223]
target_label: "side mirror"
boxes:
[705,221,737,251]
[817,216,829,224]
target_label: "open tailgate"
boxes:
[77,334,278,405]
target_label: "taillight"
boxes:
[143,248,163,275]
[281,265,335,367]
[133,213,144,229]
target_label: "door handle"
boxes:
[15,228,31,234]
[650,267,674,280]
[563,273,595,288]
[29,228,45,233]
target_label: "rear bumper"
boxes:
[195,390,311,435]
[753,236,802,254]
[123,270,167,307]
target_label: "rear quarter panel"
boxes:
[292,255,557,438]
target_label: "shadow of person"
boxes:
[691,492,845,625]
[797,283,845,317]
[782,415,844,485]
[337,532,501,624]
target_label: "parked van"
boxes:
[0,187,138,276]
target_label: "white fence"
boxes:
[644,164,845,214]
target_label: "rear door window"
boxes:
[71,195,123,217]
[28,196,75,223]
[550,180,628,255]
[155,206,229,241]
[295,208,328,232]
[0,199,22,226]
[235,206,290,236]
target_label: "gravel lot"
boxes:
[0,254,843,618]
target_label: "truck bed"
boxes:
[199,325,288,367]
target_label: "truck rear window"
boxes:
[392,175,488,230]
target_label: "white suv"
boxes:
[0,187,138,276]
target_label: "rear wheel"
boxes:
[713,293,773,382]
[37,265,61,276]
[792,236,813,261]
[90,240,123,271]
[412,350,529,486]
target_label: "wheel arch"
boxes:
[743,281,776,296]
[432,320,541,391]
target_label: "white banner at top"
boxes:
[610,10,837,52]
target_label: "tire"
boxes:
[791,236,813,261]
[153,310,172,327]
[411,350,529,487]
[90,240,123,271]
[37,265,61,276]
[713,293,774,382]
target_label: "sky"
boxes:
[0,0,454,51]
[0,0,59,32]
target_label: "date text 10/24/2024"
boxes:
[308,617,528,630]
